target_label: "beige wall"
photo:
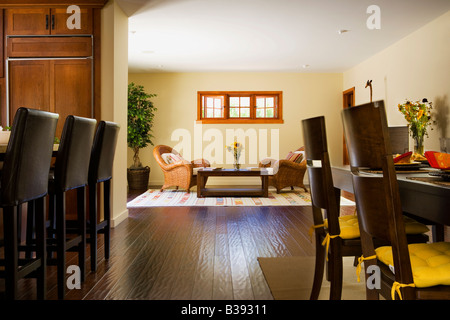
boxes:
[101,0,129,226]
[343,10,450,153]
[128,72,343,186]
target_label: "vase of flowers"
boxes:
[397,98,433,156]
[226,139,243,170]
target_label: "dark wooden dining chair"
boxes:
[342,100,450,300]
[303,115,430,300]
[87,121,120,272]
[302,116,363,300]
[46,115,97,299]
[0,107,59,299]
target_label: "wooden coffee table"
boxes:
[196,168,270,198]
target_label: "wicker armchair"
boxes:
[258,147,307,193]
[153,145,210,191]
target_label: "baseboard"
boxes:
[111,208,129,228]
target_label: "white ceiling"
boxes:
[119,0,450,73]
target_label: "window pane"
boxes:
[266,97,274,108]
[230,97,239,107]
[214,98,222,108]
[202,95,225,118]
[256,108,264,118]
[206,97,214,108]
[241,97,250,107]
[256,98,265,108]
[266,108,274,118]
[230,108,239,118]
[241,108,250,117]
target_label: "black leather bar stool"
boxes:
[0,107,58,299]
[46,115,97,299]
[88,121,119,272]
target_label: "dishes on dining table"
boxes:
[425,151,450,170]
[393,151,413,163]
[392,151,425,170]
[394,161,423,170]
[428,170,450,181]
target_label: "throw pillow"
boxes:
[287,151,304,163]
[161,153,184,164]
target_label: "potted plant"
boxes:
[127,82,158,190]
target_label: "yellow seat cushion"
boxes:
[376,242,450,288]
[324,215,428,240]
[402,216,431,234]
[324,215,360,239]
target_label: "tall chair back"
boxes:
[1,107,58,299]
[302,116,340,234]
[54,115,97,191]
[302,115,361,300]
[89,121,120,184]
[341,101,414,299]
[88,121,120,272]
[2,108,59,206]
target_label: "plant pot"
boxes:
[127,166,150,190]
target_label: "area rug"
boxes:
[257,256,367,300]
[127,188,355,207]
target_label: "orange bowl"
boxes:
[425,151,450,170]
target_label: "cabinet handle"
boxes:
[46,15,49,29]
[51,15,55,29]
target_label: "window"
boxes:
[197,91,283,124]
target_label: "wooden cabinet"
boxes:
[8,59,92,136]
[8,60,51,113]
[7,36,92,58]
[6,7,92,35]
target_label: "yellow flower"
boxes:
[417,110,424,119]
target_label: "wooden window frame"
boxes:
[197,91,283,124]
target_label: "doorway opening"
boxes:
[342,87,355,165]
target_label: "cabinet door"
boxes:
[6,8,93,36]
[8,59,92,136]
[8,60,51,124]
[51,59,92,137]
[6,8,51,35]
[51,8,93,35]
[8,36,93,58]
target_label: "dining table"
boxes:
[331,165,450,242]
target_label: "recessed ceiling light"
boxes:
[338,29,350,34]
[142,50,155,54]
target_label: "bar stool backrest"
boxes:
[1,107,59,206]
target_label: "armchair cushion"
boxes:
[286,150,305,163]
[161,152,184,164]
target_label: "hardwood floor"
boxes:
[0,190,446,301]
[0,189,335,300]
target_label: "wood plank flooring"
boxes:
[0,190,447,301]
[0,189,330,300]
